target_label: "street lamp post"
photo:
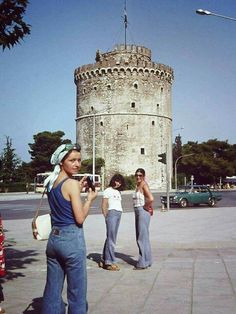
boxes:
[174,154,194,190]
[196,9,236,21]
[91,107,96,183]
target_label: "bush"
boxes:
[0,182,34,193]
[123,175,136,190]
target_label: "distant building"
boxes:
[74,44,174,189]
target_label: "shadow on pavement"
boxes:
[87,252,136,267]
[23,297,43,313]
[5,248,39,280]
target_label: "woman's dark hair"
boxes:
[135,168,145,176]
[109,174,125,191]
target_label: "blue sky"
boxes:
[1,0,236,162]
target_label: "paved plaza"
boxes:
[1,193,236,313]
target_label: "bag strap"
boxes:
[33,188,47,220]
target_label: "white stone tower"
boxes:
[74,44,174,189]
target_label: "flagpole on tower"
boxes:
[124,0,128,49]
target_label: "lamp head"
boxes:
[196,9,211,16]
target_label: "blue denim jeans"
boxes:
[102,209,122,265]
[41,224,87,314]
[134,206,152,268]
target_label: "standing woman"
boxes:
[41,143,97,314]
[101,174,125,271]
[133,168,154,270]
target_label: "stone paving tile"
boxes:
[192,295,236,314]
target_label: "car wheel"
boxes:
[179,198,188,208]
[208,198,216,207]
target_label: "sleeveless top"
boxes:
[133,190,145,207]
[47,178,80,227]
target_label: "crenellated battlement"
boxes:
[74,62,174,83]
[74,44,173,83]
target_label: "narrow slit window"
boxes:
[141,148,145,155]
[131,102,135,108]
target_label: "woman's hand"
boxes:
[101,198,108,217]
[78,176,87,193]
[86,189,98,202]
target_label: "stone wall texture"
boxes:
[74,44,174,189]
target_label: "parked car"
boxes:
[160,185,222,208]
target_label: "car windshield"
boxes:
[177,186,208,193]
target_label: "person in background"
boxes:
[0,215,6,314]
[100,174,125,271]
[133,168,154,270]
[41,143,97,314]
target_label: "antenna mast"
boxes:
[124,0,128,49]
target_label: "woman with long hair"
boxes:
[133,168,154,270]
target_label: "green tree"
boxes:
[79,158,105,175]
[28,131,71,178]
[179,139,234,185]
[0,0,31,50]
[173,134,182,162]
[0,136,21,183]
[15,160,32,182]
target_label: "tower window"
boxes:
[131,102,135,108]
[152,121,155,126]
[107,84,111,89]
[161,87,163,93]
[141,148,145,155]
[100,121,103,126]
[94,86,97,90]
[134,83,138,89]
[157,103,160,108]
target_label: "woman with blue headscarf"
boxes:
[41,143,97,314]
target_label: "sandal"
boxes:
[98,261,104,268]
[104,264,120,271]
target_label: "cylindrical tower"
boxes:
[74,44,174,189]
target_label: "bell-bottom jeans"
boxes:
[102,209,122,265]
[134,206,152,268]
[41,224,87,314]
